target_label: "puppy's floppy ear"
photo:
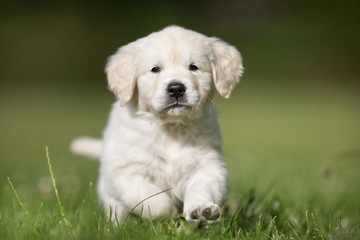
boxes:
[210,37,244,98]
[106,44,137,106]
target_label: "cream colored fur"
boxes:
[71,26,243,224]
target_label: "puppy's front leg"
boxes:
[183,165,227,224]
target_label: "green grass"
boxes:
[1,81,359,239]
[2,158,359,240]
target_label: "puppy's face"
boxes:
[106,26,243,119]
[136,33,215,117]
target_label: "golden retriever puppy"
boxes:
[71,26,243,224]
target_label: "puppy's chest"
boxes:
[146,132,203,182]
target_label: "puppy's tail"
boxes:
[70,137,102,160]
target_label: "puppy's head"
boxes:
[106,26,243,119]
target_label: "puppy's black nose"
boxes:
[167,82,186,98]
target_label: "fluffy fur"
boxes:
[71,26,243,224]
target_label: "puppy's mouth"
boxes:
[161,102,193,111]
[161,101,193,112]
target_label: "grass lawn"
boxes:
[0,79,359,239]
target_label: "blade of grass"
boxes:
[286,220,300,239]
[265,216,277,236]
[7,177,30,219]
[87,181,93,212]
[35,202,44,224]
[311,212,325,240]
[147,206,158,235]
[46,146,71,227]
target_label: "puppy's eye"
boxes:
[189,64,199,71]
[151,66,161,73]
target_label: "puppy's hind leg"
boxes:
[113,174,178,219]
[97,177,126,222]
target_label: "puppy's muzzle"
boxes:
[167,82,186,99]
[161,82,192,113]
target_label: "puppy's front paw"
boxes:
[185,204,221,225]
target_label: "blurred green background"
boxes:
[1,0,359,215]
